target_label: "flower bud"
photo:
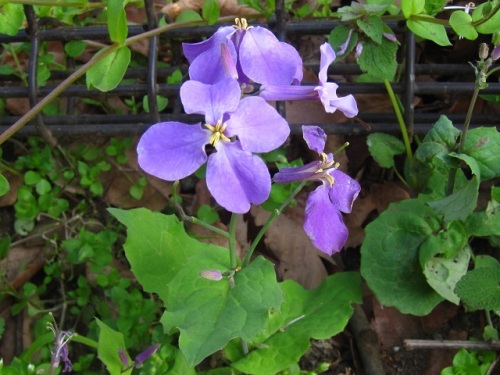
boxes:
[479,43,489,60]
[492,45,500,61]
[135,344,160,365]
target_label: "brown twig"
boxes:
[404,339,500,351]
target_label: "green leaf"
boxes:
[65,40,87,58]
[366,133,405,168]
[472,2,500,34]
[328,26,358,59]
[231,273,362,375]
[407,16,452,46]
[0,3,24,36]
[357,38,398,81]
[24,171,41,186]
[87,46,131,92]
[455,267,500,310]
[0,235,10,259]
[422,245,471,305]
[176,10,203,22]
[96,318,132,375]
[424,0,448,15]
[196,204,219,224]
[143,95,169,113]
[462,127,500,181]
[0,173,10,196]
[422,115,460,148]
[108,208,207,301]
[401,0,425,18]
[357,15,384,44]
[427,175,479,222]
[361,198,444,315]
[36,178,52,195]
[465,194,500,237]
[449,11,478,40]
[162,256,283,367]
[107,0,128,45]
[202,0,220,25]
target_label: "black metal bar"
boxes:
[23,5,57,146]
[144,0,160,123]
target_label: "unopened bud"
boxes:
[135,344,160,365]
[118,348,129,367]
[479,43,489,60]
[492,45,500,61]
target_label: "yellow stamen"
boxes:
[206,120,231,146]
[234,18,251,30]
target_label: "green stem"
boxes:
[7,44,28,86]
[228,214,238,269]
[407,14,449,26]
[472,1,500,27]
[187,216,230,239]
[486,65,500,79]
[0,16,239,145]
[446,72,481,195]
[0,0,104,6]
[72,334,98,349]
[384,79,413,166]
[458,81,480,153]
[242,181,307,267]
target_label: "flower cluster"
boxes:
[138,18,361,254]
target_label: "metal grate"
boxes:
[0,0,499,138]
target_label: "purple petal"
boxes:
[382,32,397,43]
[207,142,271,213]
[225,96,290,153]
[492,45,500,61]
[259,84,317,101]
[316,82,358,117]
[327,169,361,213]
[239,27,300,85]
[302,125,327,154]
[281,42,303,84]
[180,79,241,124]
[221,43,239,80]
[200,270,223,281]
[135,344,160,365]
[188,41,238,84]
[319,43,336,85]
[182,26,234,63]
[273,160,322,183]
[338,29,353,56]
[355,42,363,58]
[137,122,209,180]
[304,184,349,255]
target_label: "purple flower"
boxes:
[260,43,358,118]
[135,344,160,365]
[183,18,302,86]
[137,78,290,213]
[48,326,73,373]
[274,125,360,255]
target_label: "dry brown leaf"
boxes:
[161,0,258,20]
[251,204,328,289]
[371,181,410,213]
[370,296,423,350]
[103,143,171,210]
[343,189,376,249]
[0,172,23,207]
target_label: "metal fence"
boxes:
[0,0,499,138]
